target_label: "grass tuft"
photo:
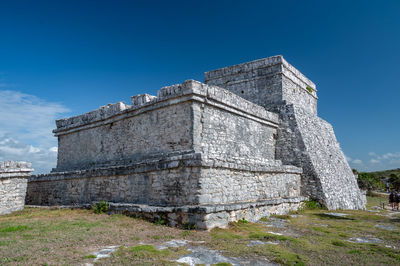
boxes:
[249,232,288,241]
[332,240,347,247]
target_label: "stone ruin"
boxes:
[25,55,366,229]
[0,161,33,215]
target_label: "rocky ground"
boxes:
[0,195,399,265]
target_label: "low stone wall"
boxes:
[27,154,302,206]
[27,153,303,228]
[108,197,305,230]
[0,161,33,215]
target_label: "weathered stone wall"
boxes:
[0,161,33,215]
[27,79,304,228]
[196,103,277,162]
[198,167,301,204]
[109,197,304,229]
[54,80,279,172]
[275,105,366,209]
[205,55,365,210]
[204,55,318,115]
[28,157,202,206]
[56,102,193,171]
[27,157,302,208]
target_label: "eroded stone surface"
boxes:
[92,246,119,261]
[156,240,188,250]
[347,237,382,244]
[205,56,366,210]
[26,55,365,229]
[375,224,398,231]
[247,240,279,246]
[324,212,350,217]
[176,246,277,266]
[0,161,33,215]
[259,218,288,228]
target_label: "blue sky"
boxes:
[0,0,399,173]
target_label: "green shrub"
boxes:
[301,200,325,210]
[92,201,109,214]
[238,218,248,224]
[357,173,385,191]
[306,86,313,93]
[183,222,196,230]
[154,217,168,226]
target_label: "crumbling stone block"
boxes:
[0,161,33,215]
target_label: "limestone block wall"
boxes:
[27,155,202,206]
[205,55,365,210]
[198,167,301,204]
[204,55,317,115]
[194,103,276,162]
[53,79,280,172]
[0,161,33,215]
[55,102,193,171]
[28,80,302,209]
[275,105,366,209]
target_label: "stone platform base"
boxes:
[28,196,305,230]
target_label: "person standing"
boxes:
[395,191,400,211]
[389,191,395,210]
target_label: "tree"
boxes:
[389,174,400,191]
[357,172,384,191]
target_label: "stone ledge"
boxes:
[26,196,307,214]
[54,80,279,135]
[105,196,307,214]
[0,161,34,179]
[29,153,302,182]
[204,55,316,90]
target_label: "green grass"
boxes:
[1,197,400,265]
[0,225,29,233]
[332,240,347,247]
[249,232,289,241]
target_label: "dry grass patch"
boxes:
[0,208,208,265]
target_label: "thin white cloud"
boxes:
[368,152,377,157]
[0,136,58,173]
[345,155,352,162]
[352,159,363,165]
[0,90,69,173]
[369,159,380,164]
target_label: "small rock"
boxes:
[347,237,382,244]
[375,224,397,231]
[156,239,188,250]
[267,231,283,236]
[247,240,265,246]
[247,240,279,246]
[324,212,349,217]
[92,246,119,261]
[175,246,232,266]
[258,218,288,228]
[311,223,328,227]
